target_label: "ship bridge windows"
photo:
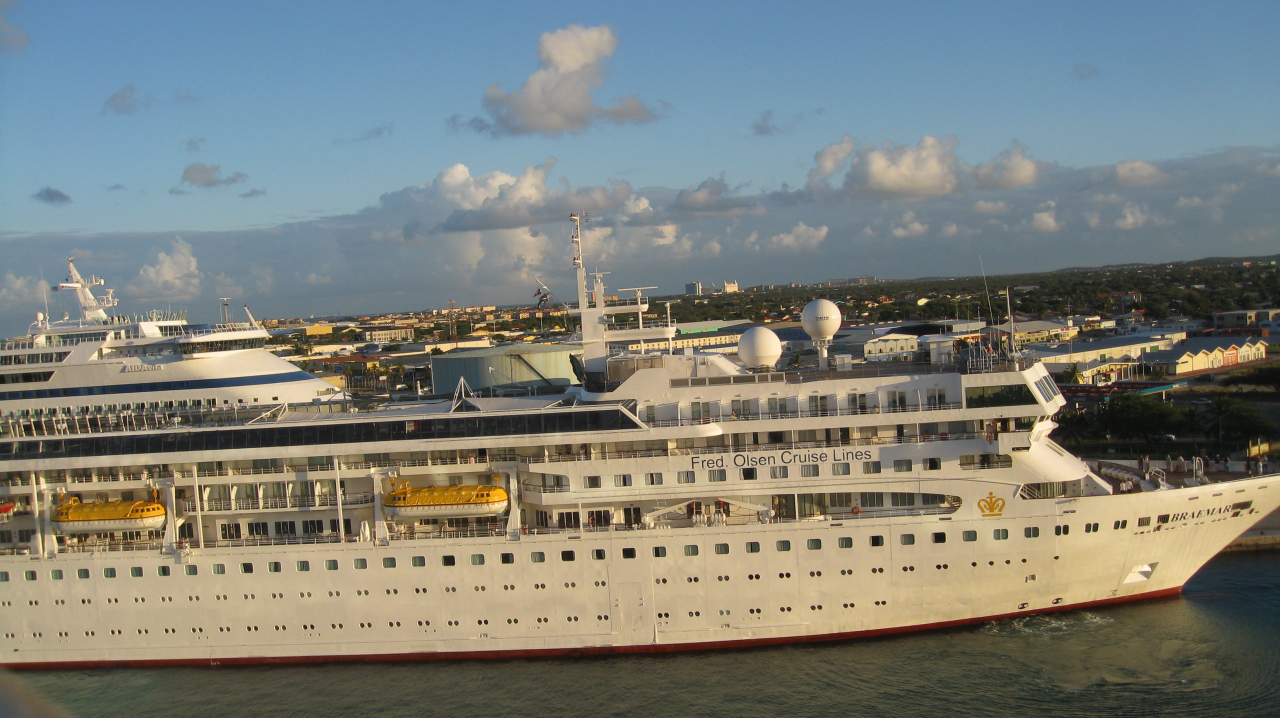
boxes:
[964,384,1037,408]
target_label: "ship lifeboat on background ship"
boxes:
[51,495,166,534]
[382,482,508,522]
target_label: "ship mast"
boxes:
[54,257,117,322]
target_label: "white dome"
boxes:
[737,326,782,370]
[801,299,841,341]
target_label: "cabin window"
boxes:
[530,552,545,563]
[614,474,633,487]
[592,549,606,560]
[807,539,822,550]
[240,563,253,574]
[1157,514,1170,524]
[1114,520,1128,530]
[157,566,171,577]
[863,461,882,474]
[869,536,884,547]
[220,523,242,540]
[1137,517,1151,527]
[384,557,398,568]
[411,556,425,567]
[678,471,695,484]
[746,541,760,553]
[653,547,667,558]
[325,560,338,571]
[296,561,310,572]
[622,548,637,559]
[894,460,913,473]
[993,529,1009,540]
[274,521,296,537]
[1025,527,1040,538]
[932,532,946,544]
[24,570,36,581]
[646,472,663,486]
[584,475,601,489]
[0,572,7,582]
[51,569,63,580]
[211,565,224,575]
[770,466,789,479]
[130,567,143,578]
[891,492,915,507]
[248,522,268,537]
[268,562,281,573]
[442,555,457,566]
[900,534,915,546]
[684,545,699,556]
[924,458,942,471]
[715,543,729,555]
[801,464,820,478]
[921,494,946,506]
[1055,525,1069,536]
[501,553,515,564]
[78,569,90,579]
[860,492,884,508]
[741,468,757,481]
[561,551,575,562]
[776,540,791,552]
[962,531,977,542]
[832,463,851,476]
[353,559,367,569]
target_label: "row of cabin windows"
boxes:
[0,517,1157,583]
[587,460,951,488]
[219,519,352,540]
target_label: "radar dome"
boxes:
[737,326,783,370]
[801,299,841,341]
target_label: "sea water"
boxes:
[19,551,1280,718]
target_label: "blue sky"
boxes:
[1,1,1278,332]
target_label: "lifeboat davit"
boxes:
[383,482,508,522]
[52,496,166,534]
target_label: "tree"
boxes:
[1061,363,1083,385]
[1224,365,1280,394]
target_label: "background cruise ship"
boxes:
[0,259,344,425]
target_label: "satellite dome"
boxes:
[737,326,783,370]
[801,299,841,341]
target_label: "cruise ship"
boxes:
[0,218,1275,669]
[0,259,344,422]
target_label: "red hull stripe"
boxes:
[3,586,1183,671]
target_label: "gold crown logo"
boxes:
[978,492,1005,517]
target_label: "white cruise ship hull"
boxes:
[0,476,1274,669]
[383,500,510,520]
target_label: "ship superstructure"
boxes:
[0,258,343,423]
[0,225,1275,669]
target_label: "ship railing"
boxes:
[233,466,287,476]
[57,539,164,553]
[261,497,289,509]
[234,498,260,510]
[197,469,230,478]
[294,495,318,508]
[522,483,572,494]
[341,460,398,470]
[656,401,965,427]
[205,499,231,511]
[824,505,958,521]
[389,525,507,541]
[208,535,341,548]
[342,491,375,506]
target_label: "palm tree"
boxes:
[1062,363,1083,385]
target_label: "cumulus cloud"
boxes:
[1091,192,1124,204]
[334,123,394,145]
[1029,209,1063,232]
[32,187,71,205]
[940,223,959,238]
[0,274,49,307]
[807,135,856,189]
[101,85,153,115]
[844,136,960,198]
[972,141,1046,190]
[974,200,1008,215]
[1259,163,1280,177]
[1113,202,1171,230]
[749,222,828,251]
[0,0,28,53]
[450,24,662,137]
[1176,196,1204,208]
[1114,160,1168,187]
[672,175,762,217]
[239,189,266,199]
[181,163,248,188]
[1071,63,1100,80]
[433,158,630,232]
[891,211,929,238]
[126,238,203,301]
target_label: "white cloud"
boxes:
[974,200,1009,215]
[891,211,929,238]
[1176,196,1205,208]
[181,163,248,188]
[940,223,958,238]
[454,24,660,137]
[0,273,50,307]
[807,135,855,189]
[1113,202,1171,230]
[972,141,1045,190]
[845,136,960,198]
[1084,211,1101,229]
[126,238,203,301]
[672,175,762,217]
[1030,209,1063,233]
[1091,192,1124,204]
[1114,160,1168,187]
[305,272,332,285]
[762,222,828,250]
